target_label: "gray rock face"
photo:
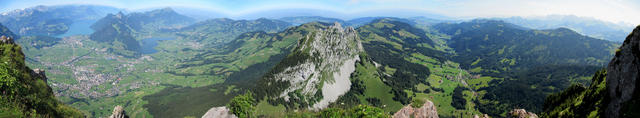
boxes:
[202,107,237,118]
[266,22,363,110]
[0,35,13,44]
[30,69,47,82]
[109,105,129,118]
[393,100,439,118]
[473,114,490,118]
[508,109,538,118]
[606,25,640,118]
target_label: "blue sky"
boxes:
[1,0,639,24]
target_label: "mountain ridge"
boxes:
[257,22,363,110]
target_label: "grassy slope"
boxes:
[0,36,84,117]
[542,70,607,118]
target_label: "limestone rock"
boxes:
[109,105,129,118]
[508,109,537,118]
[393,100,439,118]
[474,114,490,118]
[30,69,47,83]
[202,107,237,118]
[606,25,640,118]
[0,35,13,44]
[263,22,363,110]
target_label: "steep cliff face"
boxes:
[606,25,640,118]
[393,100,439,118]
[260,22,363,110]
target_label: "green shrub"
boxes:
[228,92,256,118]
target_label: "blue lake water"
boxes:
[141,38,175,54]
[55,20,96,38]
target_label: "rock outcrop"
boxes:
[508,109,537,118]
[0,35,13,44]
[393,100,439,118]
[109,105,129,118]
[30,69,47,82]
[202,107,237,118]
[606,25,640,118]
[474,114,490,118]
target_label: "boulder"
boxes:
[109,105,129,118]
[202,106,237,118]
[393,100,438,118]
[508,109,537,118]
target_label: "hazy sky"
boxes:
[1,0,639,25]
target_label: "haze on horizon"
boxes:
[1,0,638,25]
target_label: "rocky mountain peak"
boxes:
[263,22,363,110]
[606,25,640,118]
[114,12,125,19]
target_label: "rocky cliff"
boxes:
[392,100,439,118]
[259,22,363,110]
[606,25,640,118]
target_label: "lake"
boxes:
[140,37,175,54]
[55,20,96,38]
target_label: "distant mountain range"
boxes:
[0,5,120,36]
[1,5,634,42]
[495,15,635,42]
[177,18,290,45]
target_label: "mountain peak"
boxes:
[150,7,177,14]
[332,22,342,28]
[160,7,174,11]
[259,23,363,110]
